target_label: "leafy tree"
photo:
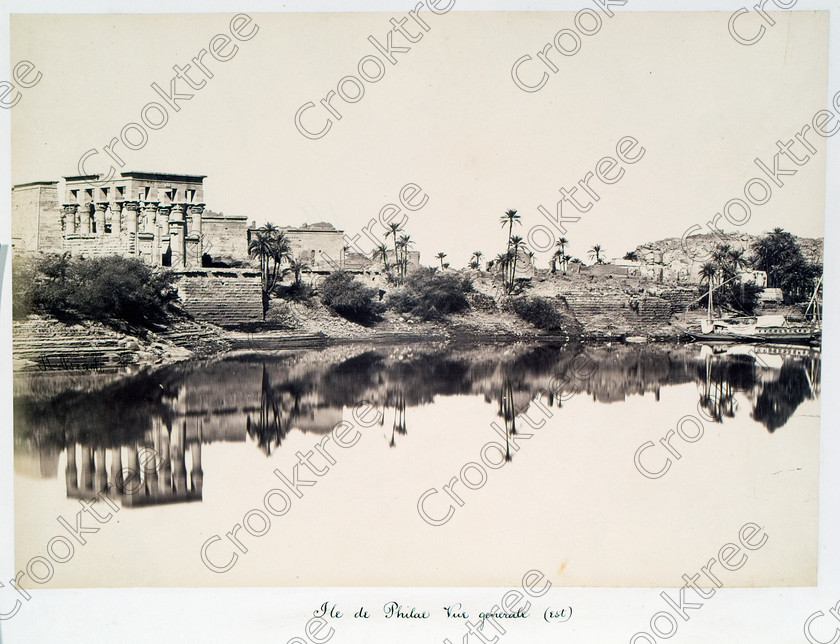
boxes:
[372,243,390,272]
[751,229,820,303]
[388,268,472,320]
[319,271,382,325]
[508,297,567,333]
[17,254,179,329]
[249,225,292,312]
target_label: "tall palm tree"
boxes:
[494,252,511,290]
[249,226,291,294]
[499,209,520,250]
[435,252,447,269]
[699,261,718,321]
[385,222,402,267]
[509,236,525,291]
[555,237,569,272]
[398,234,413,278]
[372,243,390,271]
[588,244,604,265]
[470,250,483,270]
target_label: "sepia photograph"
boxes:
[1,2,837,642]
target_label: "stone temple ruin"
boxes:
[12,171,263,324]
[12,171,248,267]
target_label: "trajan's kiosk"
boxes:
[11,171,248,267]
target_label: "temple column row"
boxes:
[60,200,204,267]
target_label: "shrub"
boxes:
[507,296,566,333]
[17,253,179,328]
[319,271,382,325]
[388,268,472,320]
[274,281,315,304]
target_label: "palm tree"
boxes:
[385,222,403,268]
[562,254,572,273]
[551,237,569,275]
[509,236,525,292]
[499,209,521,250]
[398,234,413,278]
[372,243,390,271]
[249,226,291,295]
[494,252,511,291]
[435,252,447,269]
[727,247,750,271]
[588,244,604,264]
[470,250,483,270]
[287,259,310,288]
[699,261,718,321]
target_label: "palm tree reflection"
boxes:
[246,364,288,455]
[387,390,407,448]
[499,377,516,462]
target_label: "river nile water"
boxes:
[13,341,821,588]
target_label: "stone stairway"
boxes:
[13,318,142,371]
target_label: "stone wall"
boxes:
[63,232,126,258]
[11,182,62,252]
[175,268,263,325]
[557,281,676,335]
[202,213,249,261]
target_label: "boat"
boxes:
[676,276,822,345]
[679,314,821,344]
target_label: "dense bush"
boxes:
[319,271,382,325]
[274,281,315,304]
[388,268,472,320]
[507,296,566,333]
[14,253,179,328]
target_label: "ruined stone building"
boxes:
[12,171,248,267]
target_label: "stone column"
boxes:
[187,204,205,267]
[142,202,159,264]
[94,203,108,236]
[62,204,78,234]
[123,201,140,255]
[169,203,187,268]
[142,202,158,234]
[158,205,171,264]
[189,203,204,238]
[109,202,122,235]
[79,203,92,234]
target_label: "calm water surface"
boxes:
[14,341,821,587]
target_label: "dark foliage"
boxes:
[751,229,821,303]
[319,271,382,325]
[387,268,472,320]
[507,296,566,333]
[14,253,179,328]
[274,281,315,303]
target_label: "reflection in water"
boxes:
[388,390,407,448]
[14,342,821,505]
[63,416,202,507]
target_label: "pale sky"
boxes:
[10,11,829,267]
